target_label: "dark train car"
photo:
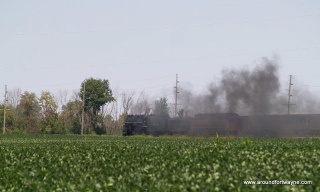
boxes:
[240,114,320,137]
[124,113,320,137]
[191,113,242,136]
[123,115,169,136]
[240,115,283,137]
[167,117,193,135]
[300,114,320,136]
[123,115,148,135]
[146,115,169,135]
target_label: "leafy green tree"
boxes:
[93,114,105,134]
[17,91,41,133]
[79,78,114,116]
[6,106,26,133]
[153,97,170,117]
[79,78,114,134]
[39,91,58,133]
[117,113,127,134]
[0,104,15,132]
[59,100,82,134]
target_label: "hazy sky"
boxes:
[1,0,320,104]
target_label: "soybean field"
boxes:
[0,135,319,191]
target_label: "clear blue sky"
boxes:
[1,0,320,104]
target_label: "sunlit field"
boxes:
[0,134,319,191]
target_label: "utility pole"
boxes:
[287,75,293,115]
[3,85,7,134]
[174,74,179,117]
[81,82,85,135]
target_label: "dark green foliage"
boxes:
[16,92,41,133]
[0,83,118,134]
[17,92,41,119]
[0,135,319,191]
[79,78,114,133]
[79,78,114,116]
[39,91,58,133]
[92,114,105,134]
[0,105,16,131]
[59,100,83,134]
[71,116,82,134]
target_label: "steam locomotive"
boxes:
[123,113,320,137]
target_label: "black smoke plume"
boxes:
[220,57,280,115]
[179,57,320,116]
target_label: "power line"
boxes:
[1,45,319,71]
[115,74,176,84]
[294,84,320,88]
[117,83,175,91]
[3,13,320,36]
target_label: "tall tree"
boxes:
[39,91,58,133]
[79,78,114,134]
[59,100,83,134]
[17,91,41,133]
[153,97,170,117]
[39,91,58,119]
[18,92,41,118]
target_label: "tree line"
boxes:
[1,77,171,134]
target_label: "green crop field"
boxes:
[0,135,319,191]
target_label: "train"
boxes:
[123,113,320,137]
